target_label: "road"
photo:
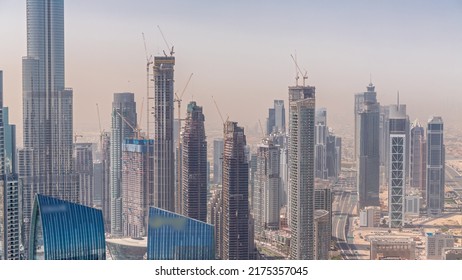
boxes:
[332,187,359,260]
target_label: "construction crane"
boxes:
[142,33,153,139]
[115,110,143,139]
[258,119,265,138]
[212,95,227,125]
[290,54,308,86]
[157,25,174,57]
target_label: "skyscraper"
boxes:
[254,138,280,238]
[208,189,223,259]
[426,116,445,216]
[110,92,136,236]
[74,143,94,207]
[182,102,207,222]
[315,108,328,179]
[3,108,17,174]
[222,121,250,260]
[266,100,286,135]
[122,139,153,237]
[99,132,111,232]
[355,83,380,209]
[289,84,316,260]
[20,0,77,256]
[153,56,175,212]
[410,120,426,193]
[212,138,224,185]
[388,103,407,228]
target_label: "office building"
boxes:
[99,132,111,231]
[254,138,280,238]
[20,0,78,255]
[405,195,421,216]
[3,108,16,174]
[147,207,215,260]
[355,83,380,209]
[74,143,94,207]
[110,92,136,236]
[122,139,154,238]
[29,194,106,260]
[359,206,381,227]
[426,117,445,216]
[153,56,175,213]
[222,121,250,260]
[267,100,286,135]
[410,120,426,193]
[426,232,454,260]
[326,132,342,178]
[182,102,207,222]
[314,187,332,241]
[388,103,407,228]
[314,108,328,179]
[213,138,224,185]
[289,84,316,260]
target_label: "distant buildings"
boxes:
[426,116,445,216]
[99,132,111,232]
[355,83,380,209]
[410,120,426,194]
[208,189,223,259]
[222,121,250,260]
[315,108,328,179]
[267,100,286,135]
[359,206,381,227]
[29,194,106,260]
[122,139,153,237]
[147,207,215,260]
[314,186,332,242]
[289,84,316,260]
[153,56,176,213]
[110,92,137,236]
[182,101,207,222]
[314,210,330,260]
[370,237,416,260]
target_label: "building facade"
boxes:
[410,120,426,194]
[212,138,224,185]
[315,108,328,179]
[153,56,176,213]
[74,143,94,207]
[289,85,316,260]
[182,102,207,222]
[147,207,214,260]
[314,210,330,260]
[29,194,105,260]
[426,117,445,216]
[20,0,78,255]
[110,92,137,236]
[208,189,223,259]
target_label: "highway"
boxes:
[332,187,359,260]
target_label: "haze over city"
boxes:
[1,0,461,144]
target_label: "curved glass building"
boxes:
[29,194,106,260]
[147,207,214,260]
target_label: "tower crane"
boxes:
[157,25,174,57]
[290,54,308,87]
[115,110,143,139]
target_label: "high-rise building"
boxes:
[410,120,426,193]
[254,138,280,238]
[122,139,154,237]
[388,103,407,228]
[212,138,224,185]
[0,71,21,260]
[20,0,78,255]
[314,210,330,260]
[222,121,250,260]
[326,131,342,178]
[29,194,106,260]
[355,83,380,209]
[208,189,223,259]
[426,116,445,216]
[314,187,332,243]
[315,108,328,179]
[182,102,207,222]
[153,56,175,213]
[248,153,257,212]
[110,92,136,236]
[74,143,94,207]
[266,100,286,135]
[289,84,316,260]
[147,207,215,260]
[99,132,111,232]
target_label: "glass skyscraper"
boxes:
[20,0,77,256]
[29,194,106,260]
[426,116,445,217]
[147,207,214,260]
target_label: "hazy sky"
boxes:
[1,0,461,145]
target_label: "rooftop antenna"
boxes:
[157,25,174,57]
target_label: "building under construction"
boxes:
[182,101,207,222]
[122,139,154,238]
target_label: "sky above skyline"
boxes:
[1,0,461,145]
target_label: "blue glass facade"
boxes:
[29,194,106,260]
[147,207,214,260]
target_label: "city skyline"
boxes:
[0,1,461,145]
